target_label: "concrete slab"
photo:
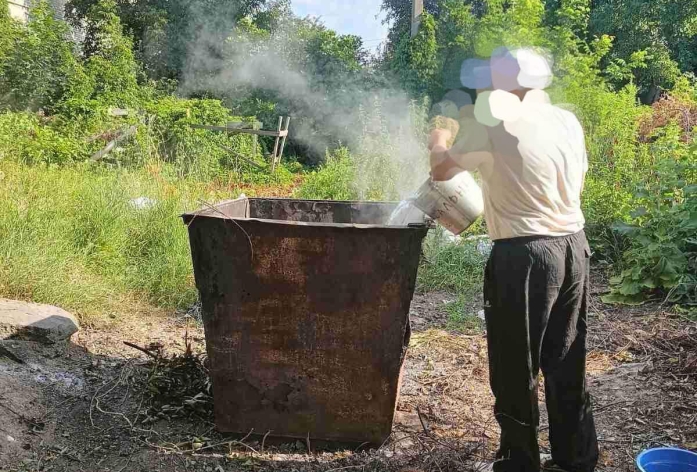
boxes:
[0,299,79,344]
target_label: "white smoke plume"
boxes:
[178,12,430,200]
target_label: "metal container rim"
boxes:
[181,197,432,230]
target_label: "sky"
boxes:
[291,0,390,51]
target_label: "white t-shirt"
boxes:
[449,91,588,241]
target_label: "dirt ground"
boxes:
[1,281,695,472]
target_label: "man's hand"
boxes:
[428,128,452,151]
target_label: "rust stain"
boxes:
[183,198,428,444]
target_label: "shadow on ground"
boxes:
[1,291,695,472]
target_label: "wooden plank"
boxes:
[190,124,288,137]
[226,121,263,129]
[276,116,291,168]
[270,116,283,173]
[90,126,137,161]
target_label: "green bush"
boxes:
[80,0,140,107]
[604,141,697,305]
[295,147,357,200]
[0,1,89,113]
[0,112,89,164]
[139,96,263,180]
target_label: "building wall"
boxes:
[8,0,28,23]
[6,0,66,23]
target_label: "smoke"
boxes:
[178,13,430,200]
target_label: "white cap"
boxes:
[515,48,553,90]
[490,47,553,91]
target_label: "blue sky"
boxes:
[291,0,390,50]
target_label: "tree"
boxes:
[389,12,440,96]
[66,0,269,80]
[81,0,140,106]
[381,0,549,100]
[589,0,697,102]
[0,1,88,112]
[0,2,18,68]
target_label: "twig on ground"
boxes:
[261,430,272,453]
[417,406,431,435]
[123,341,160,359]
[90,361,135,429]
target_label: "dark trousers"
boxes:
[484,231,599,472]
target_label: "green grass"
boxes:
[417,228,488,296]
[417,229,489,333]
[0,160,236,326]
[444,295,485,333]
[0,155,490,330]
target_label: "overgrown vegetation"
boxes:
[0,0,695,319]
[418,229,489,296]
[304,0,697,306]
[0,0,296,324]
[604,154,697,305]
[0,161,225,325]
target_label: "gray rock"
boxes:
[0,299,79,344]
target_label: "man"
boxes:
[428,48,599,472]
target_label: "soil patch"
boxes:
[0,290,694,471]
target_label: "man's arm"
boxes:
[429,129,461,181]
[429,128,492,181]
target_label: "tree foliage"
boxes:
[0,1,86,112]
[382,0,697,103]
[66,0,269,79]
[588,0,696,102]
[81,0,140,107]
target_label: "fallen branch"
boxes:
[91,125,137,161]
[123,341,160,359]
[211,141,265,170]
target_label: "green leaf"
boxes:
[682,213,697,230]
[619,281,642,295]
[612,221,640,234]
[640,279,657,289]
[609,275,624,285]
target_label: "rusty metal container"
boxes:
[182,198,429,444]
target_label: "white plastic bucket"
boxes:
[412,172,484,235]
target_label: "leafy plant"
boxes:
[0,1,89,113]
[604,147,697,305]
[295,147,356,200]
